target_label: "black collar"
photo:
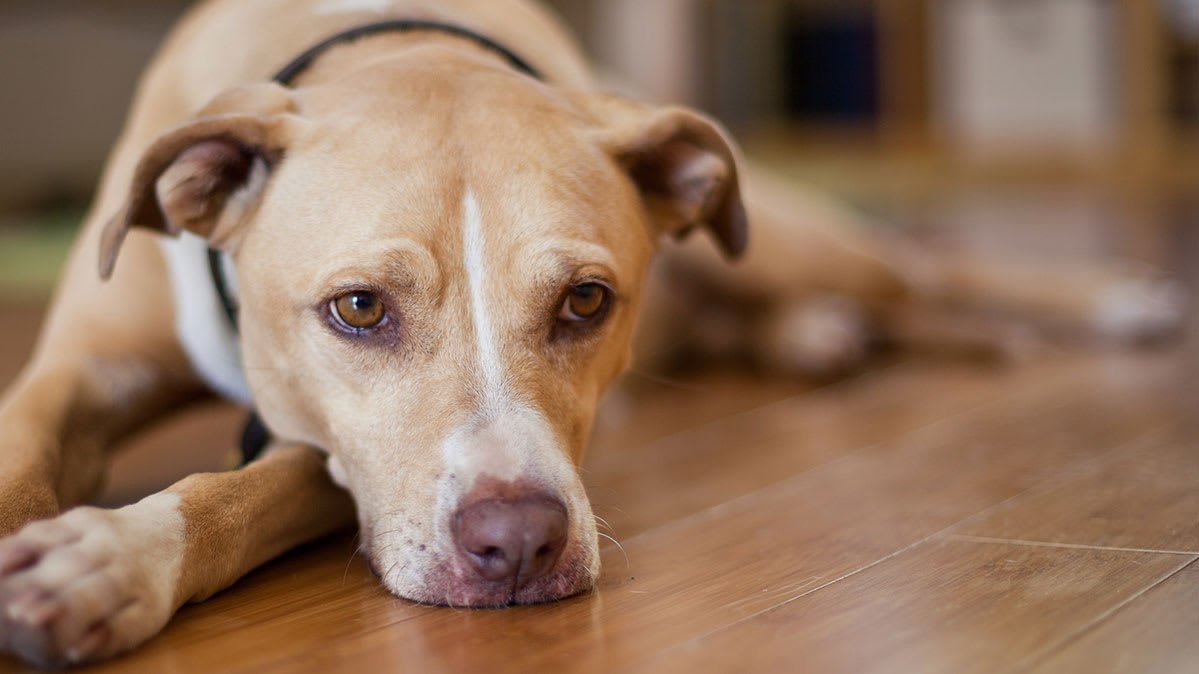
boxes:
[273,19,542,86]
[212,19,543,463]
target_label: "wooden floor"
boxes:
[0,298,1197,673]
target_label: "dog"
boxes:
[0,0,1184,667]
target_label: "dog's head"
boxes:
[99,48,746,606]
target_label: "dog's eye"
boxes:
[331,291,386,330]
[558,283,610,323]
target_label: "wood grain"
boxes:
[649,540,1194,674]
[586,359,1042,538]
[1027,562,1199,674]
[953,430,1199,553]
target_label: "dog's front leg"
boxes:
[0,351,206,537]
[0,442,354,667]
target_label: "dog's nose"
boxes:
[453,493,567,587]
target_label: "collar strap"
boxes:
[208,249,239,330]
[272,18,544,85]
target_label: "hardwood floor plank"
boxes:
[1026,560,1199,674]
[584,356,1137,539]
[646,540,1194,674]
[951,430,1199,553]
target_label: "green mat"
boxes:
[0,210,81,297]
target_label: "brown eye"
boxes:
[558,283,610,322]
[332,291,386,330]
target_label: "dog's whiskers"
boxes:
[381,559,401,588]
[597,532,630,569]
[342,530,363,584]
[623,366,710,393]
[367,529,405,545]
[593,514,616,534]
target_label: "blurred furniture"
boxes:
[1,0,1195,216]
[0,1,192,216]
[549,0,1199,201]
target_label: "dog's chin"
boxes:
[374,548,598,608]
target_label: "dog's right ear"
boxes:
[99,83,304,279]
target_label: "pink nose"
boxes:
[453,493,568,587]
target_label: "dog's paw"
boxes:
[1093,277,1188,344]
[0,496,184,667]
[759,295,872,377]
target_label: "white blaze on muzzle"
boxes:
[462,189,508,410]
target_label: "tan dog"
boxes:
[0,0,1184,667]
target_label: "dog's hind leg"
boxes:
[0,442,353,667]
[635,163,911,375]
[885,243,1188,344]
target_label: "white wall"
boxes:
[933,0,1120,157]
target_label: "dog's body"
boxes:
[0,0,1184,667]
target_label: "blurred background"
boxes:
[553,0,1198,282]
[0,0,1196,295]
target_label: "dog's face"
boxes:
[100,49,745,606]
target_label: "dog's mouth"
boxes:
[365,539,596,607]
[357,479,600,607]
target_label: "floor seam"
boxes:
[620,423,1170,672]
[1007,554,1199,674]
[946,534,1199,556]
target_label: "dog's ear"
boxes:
[99,83,304,279]
[583,95,748,258]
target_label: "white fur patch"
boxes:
[1093,278,1187,342]
[158,234,251,404]
[439,410,544,486]
[462,190,506,405]
[326,455,351,489]
[121,492,186,604]
[313,0,395,16]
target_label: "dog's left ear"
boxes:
[99,83,304,279]
[583,95,748,258]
